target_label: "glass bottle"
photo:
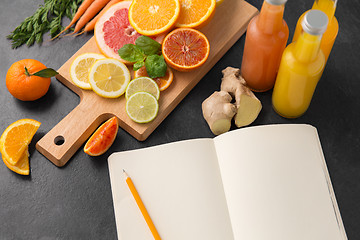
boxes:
[272,10,328,118]
[292,0,338,62]
[241,0,289,92]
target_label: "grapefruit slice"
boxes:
[95,1,164,64]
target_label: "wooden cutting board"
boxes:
[36,0,258,167]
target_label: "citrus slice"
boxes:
[125,77,160,100]
[94,1,164,64]
[216,0,224,6]
[89,58,131,98]
[2,149,29,175]
[0,119,40,166]
[134,66,174,91]
[84,116,118,156]
[70,53,105,90]
[175,0,216,29]
[162,28,210,72]
[126,92,159,123]
[128,0,181,36]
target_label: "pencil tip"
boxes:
[123,169,125,172]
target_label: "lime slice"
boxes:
[126,92,159,123]
[89,58,131,98]
[70,53,105,90]
[125,77,160,100]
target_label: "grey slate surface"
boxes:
[0,0,359,239]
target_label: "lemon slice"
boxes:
[70,53,105,90]
[89,58,131,98]
[126,92,159,123]
[125,77,160,100]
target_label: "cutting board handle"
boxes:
[36,101,112,167]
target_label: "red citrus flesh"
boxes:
[84,117,119,156]
[95,1,164,64]
[162,28,210,72]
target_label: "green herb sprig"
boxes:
[118,36,167,79]
[7,0,83,49]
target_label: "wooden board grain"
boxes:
[36,0,258,167]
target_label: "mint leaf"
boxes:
[145,55,167,78]
[32,68,58,78]
[135,36,161,56]
[118,44,146,62]
[133,61,145,71]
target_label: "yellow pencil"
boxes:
[123,169,161,240]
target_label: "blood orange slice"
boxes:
[162,28,210,72]
[134,66,174,91]
[94,1,163,64]
[84,117,119,156]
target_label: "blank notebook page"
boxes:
[214,124,343,240]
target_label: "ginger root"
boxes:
[202,91,237,135]
[221,67,262,128]
[202,66,262,135]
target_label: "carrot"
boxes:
[83,0,123,33]
[72,0,112,34]
[51,0,95,40]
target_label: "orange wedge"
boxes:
[84,117,119,156]
[2,149,30,175]
[0,119,40,166]
[176,0,216,29]
[128,0,180,36]
[162,28,210,72]
[134,66,174,91]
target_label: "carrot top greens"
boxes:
[7,0,83,49]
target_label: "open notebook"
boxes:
[108,124,347,240]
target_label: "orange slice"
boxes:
[162,28,210,72]
[128,0,180,36]
[84,117,119,156]
[176,0,216,29]
[2,149,29,175]
[134,66,174,91]
[0,119,40,166]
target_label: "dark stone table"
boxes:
[0,0,359,239]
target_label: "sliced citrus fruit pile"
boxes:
[126,92,159,123]
[162,28,210,72]
[125,77,160,100]
[176,0,216,29]
[70,53,105,90]
[95,1,164,64]
[89,58,131,98]
[134,66,174,91]
[128,0,181,36]
[84,116,119,156]
[0,119,41,175]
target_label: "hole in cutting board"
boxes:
[54,136,65,145]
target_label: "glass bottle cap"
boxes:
[301,10,328,35]
[265,0,287,5]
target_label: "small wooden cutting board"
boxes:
[36,0,258,167]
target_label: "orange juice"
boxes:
[241,0,289,92]
[272,10,328,118]
[293,0,338,62]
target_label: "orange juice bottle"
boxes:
[272,10,328,118]
[293,0,338,62]
[241,0,289,92]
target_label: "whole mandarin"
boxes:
[6,59,51,101]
